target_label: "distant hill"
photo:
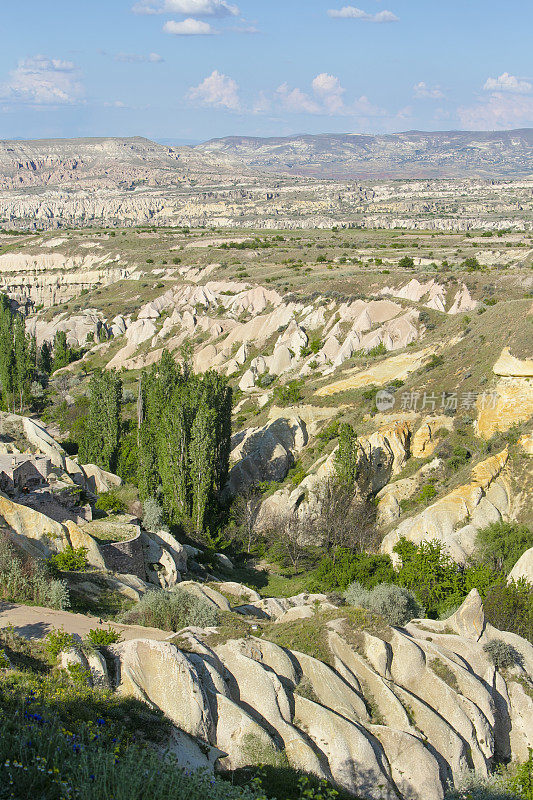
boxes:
[0,130,531,188]
[194,129,533,179]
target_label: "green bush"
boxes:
[95,491,127,514]
[444,771,523,800]
[273,380,303,406]
[317,420,340,443]
[393,538,496,619]
[48,546,88,572]
[86,627,122,646]
[445,445,471,471]
[307,550,394,592]
[344,582,424,626]
[368,342,387,357]
[142,497,165,532]
[474,522,533,574]
[483,581,533,643]
[424,354,445,371]
[44,628,76,660]
[398,256,414,268]
[483,639,523,670]
[119,586,219,631]
[0,534,70,610]
[415,483,437,504]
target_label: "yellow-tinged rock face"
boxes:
[411,415,454,458]
[315,349,429,397]
[380,449,511,563]
[0,493,104,568]
[493,347,533,378]
[476,378,533,438]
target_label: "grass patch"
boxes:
[430,658,460,693]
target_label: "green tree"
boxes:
[52,331,72,371]
[0,295,16,410]
[79,370,122,472]
[136,353,232,533]
[13,315,32,411]
[189,405,217,532]
[37,341,52,374]
[334,423,360,486]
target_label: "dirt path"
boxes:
[0,602,172,642]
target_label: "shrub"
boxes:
[446,445,471,472]
[424,354,445,371]
[399,256,414,268]
[483,639,523,670]
[308,550,394,592]
[344,582,424,626]
[44,628,76,660]
[462,256,481,271]
[86,627,122,646]
[48,546,88,572]
[142,497,165,532]
[119,586,219,631]
[444,770,523,800]
[416,483,437,504]
[474,522,533,575]
[95,491,127,514]
[368,342,387,357]
[273,379,303,406]
[256,372,276,389]
[483,581,533,643]
[318,420,340,443]
[0,533,70,610]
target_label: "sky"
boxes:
[0,0,532,142]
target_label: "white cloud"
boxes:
[276,83,321,114]
[1,55,83,105]
[115,52,164,62]
[188,70,240,109]
[352,94,386,117]
[458,93,533,129]
[483,72,532,94]
[133,0,238,15]
[252,90,271,113]
[163,17,216,33]
[328,6,399,22]
[312,72,345,113]
[413,81,445,100]
[274,75,385,119]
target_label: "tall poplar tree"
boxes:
[334,423,360,486]
[136,350,232,532]
[79,369,123,472]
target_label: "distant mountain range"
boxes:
[194,129,533,179]
[0,129,531,189]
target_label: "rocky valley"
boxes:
[0,134,532,233]
[0,153,531,800]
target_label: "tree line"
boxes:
[76,349,232,535]
[0,295,78,413]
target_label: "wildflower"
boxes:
[97,717,106,725]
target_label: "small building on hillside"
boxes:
[0,454,52,492]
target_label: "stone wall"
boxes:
[100,528,146,580]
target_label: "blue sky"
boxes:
[0,0,531,142]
